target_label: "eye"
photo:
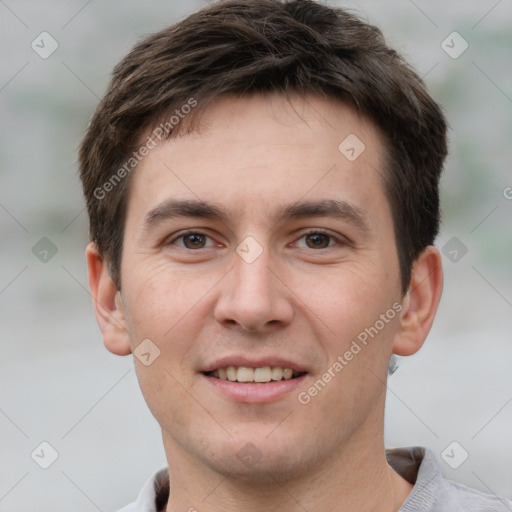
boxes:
[294,230,342,249]
[167,231,216,249]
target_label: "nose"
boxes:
[213,247,294,333]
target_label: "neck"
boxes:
[162,425,413,512]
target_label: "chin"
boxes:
[208,452,303,483]
[195,431,315,483]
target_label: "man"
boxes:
[79,1,512,510]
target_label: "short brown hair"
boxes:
[79,0,448,293]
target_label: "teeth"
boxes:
[211,366,299,383]
[226,366,237,381]
[236,367,254,382]
[254,367,272,383]
[271,367,283,380]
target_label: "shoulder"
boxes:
[114,467,169,512]
[439,478,512,511]
[387,446,512,512]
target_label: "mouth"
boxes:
[204,366,307,383]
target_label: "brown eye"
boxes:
[182,233,207,249]
[304,232,332,249]
[167,231,215,250]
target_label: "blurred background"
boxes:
[0,0,511,510]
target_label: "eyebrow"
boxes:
[143,198,369,232]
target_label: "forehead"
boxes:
[127,93,390,227]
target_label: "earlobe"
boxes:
[85,242,132,356]
[392,246,443,356]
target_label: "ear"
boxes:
[392,245,443,356]
[85,242,132,356]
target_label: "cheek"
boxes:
[291,261,401,403]
[292,258,396,333]
[133,358,204,441]
[121,258,212,353]
[121,261,213,426]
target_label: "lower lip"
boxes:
[201,374,307,403]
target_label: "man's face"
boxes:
[118,93,405,478]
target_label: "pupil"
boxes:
[185,234,205,248]
[306,233,329,249]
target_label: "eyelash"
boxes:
[166,229,346,250]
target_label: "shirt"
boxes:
[117,446,512,511]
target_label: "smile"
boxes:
[205,366,306,383]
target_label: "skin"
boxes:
[86,93,443,511]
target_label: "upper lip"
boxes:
[201,355,309,373]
